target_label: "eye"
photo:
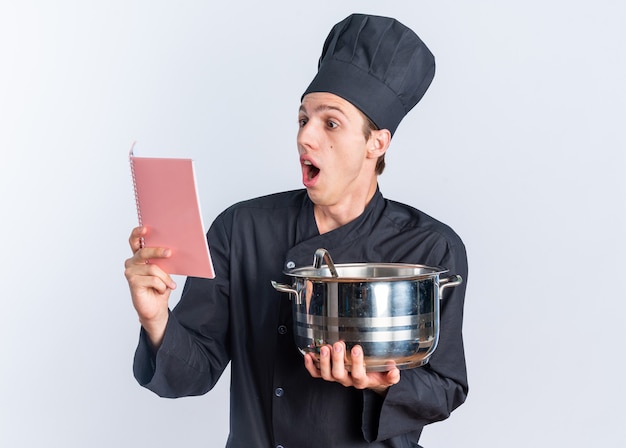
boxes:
[327,120,338,129]
[298,117,308,128]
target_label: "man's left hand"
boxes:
[303,341,400,394]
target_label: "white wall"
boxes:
[1,1,624,447]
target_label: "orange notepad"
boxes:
[129,148,215,279]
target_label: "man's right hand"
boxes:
[124,226,177,349]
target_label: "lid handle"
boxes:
[312,248,339,278]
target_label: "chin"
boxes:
[305,188,325,205]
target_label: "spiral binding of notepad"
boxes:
[129,142,145,249]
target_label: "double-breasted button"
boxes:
[274,387,284,397]
[278,325,288,335]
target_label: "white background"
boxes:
[1,1,624,447]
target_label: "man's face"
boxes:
[297,92,376,208]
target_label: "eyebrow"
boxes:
[298,103,348,117]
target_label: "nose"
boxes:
[297,120,318,153]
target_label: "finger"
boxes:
[127,247,172,266]
[330,341,351,385]
[318,345,334,382]
[384,363,401,386]
[348,345,368,387]
[124,263,175,289]
[370,363,401,393]
[129,272,172,295]
[146,273,176,294]
[128,226,147,251]
[125,259,177,290]
[303,353,322,378]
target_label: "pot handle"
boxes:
[271,281,298,297]
[439,275,463,298]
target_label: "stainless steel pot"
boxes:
[272,249,462,372]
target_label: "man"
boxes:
[125,13,468,447]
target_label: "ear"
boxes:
[366,129,391,160]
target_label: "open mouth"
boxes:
[303,159,320,181]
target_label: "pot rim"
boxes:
[283,262,448,282]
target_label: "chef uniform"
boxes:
[133,14,469,448]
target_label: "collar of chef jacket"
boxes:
[284,187,386,271]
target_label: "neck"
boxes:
[314,181,378,234]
